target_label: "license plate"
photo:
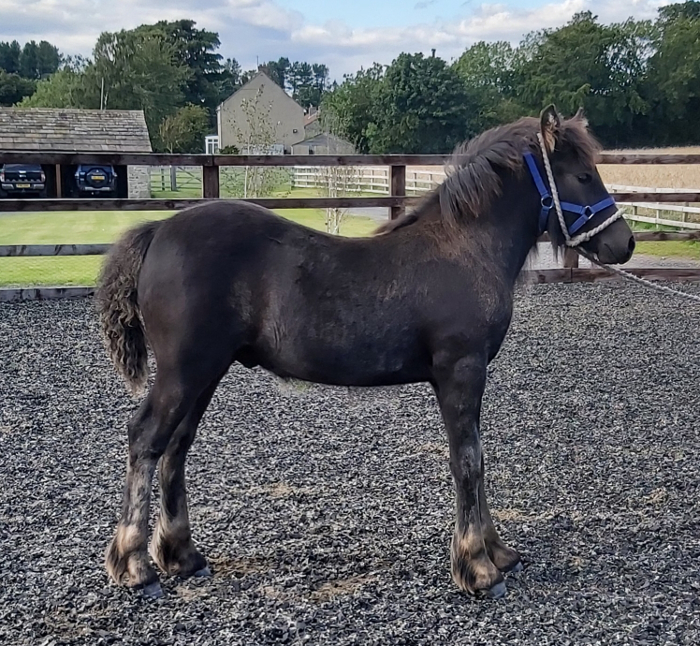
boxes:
[16,183,30,188]
[92,176,105,181]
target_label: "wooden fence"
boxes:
[1,150,700,301]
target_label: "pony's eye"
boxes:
[578,173,593,184]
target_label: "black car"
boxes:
[0,164,47,198]
[74,164,117,196]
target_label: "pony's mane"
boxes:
[375,113,601,235]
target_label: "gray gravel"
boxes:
[1,282,700,645]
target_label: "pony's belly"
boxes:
[249,339,429,387]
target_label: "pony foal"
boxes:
[96,106,634,599]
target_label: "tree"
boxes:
[0,71,36,106]
[316,110,359,235]
[88,29,190,139]
[158,104,210,153]
[19,68,94,108]
[369,52,476,153]
[136,20,225,123]
[259,57,290,89]
[658,0,700,23]
[284,61,330,108]
[453,41,524,132]
[321,63,385,153]
[228,85,291,198]
[643,9,700,144]
[513,12,650,146]
[0,41,21,75]
[36,41,62,78]
[217,57,244,102]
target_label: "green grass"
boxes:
[629,222,700,260]
[635,240,700,260]
[0,202,378,287]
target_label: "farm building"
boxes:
[0,107,152,199]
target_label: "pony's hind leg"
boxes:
[478,455,523,573]
[105,371,202,596]
[149,378,222,578]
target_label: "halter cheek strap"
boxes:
[523,150,618,241]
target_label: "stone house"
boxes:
[216,72,306,153]
[0,107,152,198]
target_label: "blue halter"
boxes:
[523,152,616,237]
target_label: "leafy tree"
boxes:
[0,71,36,106]
[261,59,330,107]
[644,9,700,144]
[321,63,385,153]
[0,41,21,74]
[136,20,224,121]
[158,104,210,153]
[453,41,524,131]
[217,57,244,101]
[370,53,476,153]
[19,68,94,108]
[259,57,290,88]
[17,40,61,79]
[513,12,650,146]
[658,0,700,23]
[87,29,190,137]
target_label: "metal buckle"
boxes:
[541,196,553,209]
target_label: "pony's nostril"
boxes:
[628,237,636,254]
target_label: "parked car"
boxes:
[0,164,47,198]
[74,164,117,196]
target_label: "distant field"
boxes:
[599,145,700,189]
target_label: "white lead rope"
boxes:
[576,246,700,304]
[537,132,700,304]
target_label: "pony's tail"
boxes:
[95,221,161,395]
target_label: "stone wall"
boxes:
[127,166,151,199]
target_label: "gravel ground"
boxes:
[1,282,700,646]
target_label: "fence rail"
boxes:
[1,149,700,299]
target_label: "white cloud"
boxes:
[0,0,668,78]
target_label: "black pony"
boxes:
[96,106,634,599]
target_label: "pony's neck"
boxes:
[490,172,543,283]
[431,170,543,285]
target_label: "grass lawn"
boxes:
[635,240,700,260]
[0,201,378,288]
[629,222,700,261]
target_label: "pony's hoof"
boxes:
[141,582,164,599]
[484,580,507,599]
[506,561,523,574]
[193,567,211,578]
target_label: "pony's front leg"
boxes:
[434,354,505,598]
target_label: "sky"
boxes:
[0,0,669,80]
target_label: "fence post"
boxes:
[390,164,406,220]
[202,163,220,199]
[563,247,579,269]
[170,166,178,192]
[55,164,62,198]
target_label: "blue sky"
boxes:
[0,0,667,79]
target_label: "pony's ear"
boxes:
[539,104,561,154]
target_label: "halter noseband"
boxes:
[523,136,621,246]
